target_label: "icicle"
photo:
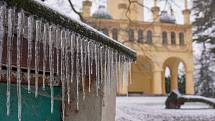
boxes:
[94,43,99,96]
[123,56,129,96]
[107,48,111,94]
[27,16,33,93]
[114,52,118,94]
[83,40,88,92]
[110,49,114,93]
[118,55,123,95]
[127,58,129,95]
[42,23,48,90]
[129,59,133,84]
[17,10,24,121]
[97,44,101,93]
[99,47,103,85]
[90,43,94,76]
[87,41,91,92]
[61,30,66,120]
[108,49,113,94]
[75,34,80,111]
[104,48,107,87]
[35,20,41,98]
[49,25,55,113]
[83,40,87,87]
[6,8,15,116]
[70,33,74,84]
[90,42,94,77]
[0,6,5,80]
[65,31,71,104]
[97,45,101,90]
[80,37,85,99]
[56,28,60,77]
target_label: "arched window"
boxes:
[162,31,168,45]
[179,32,185,46]
[112,28,118,41]
[128,29,134,42]
[101,28,109,36]
[171,32,176,45]
[138,29,144,43]
[146,30,152,44]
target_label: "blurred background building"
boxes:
[82,0,194,95]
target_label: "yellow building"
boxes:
[82,0,194,95]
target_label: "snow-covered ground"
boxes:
[116,96,215,121]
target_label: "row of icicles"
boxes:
[0,5,133,121]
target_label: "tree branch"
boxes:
[67,0,85,22]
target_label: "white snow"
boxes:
[116,96,215,121]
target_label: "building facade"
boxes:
[82,0,194,95]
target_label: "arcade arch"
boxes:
[162,57,187,95]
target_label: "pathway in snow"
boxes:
[116,96,215,121]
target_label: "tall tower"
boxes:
[151,0,160,22]
[107,0,144,21]
[182,0,190,25]
[82,0,92,18]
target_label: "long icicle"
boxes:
[6,8,15,116]
[42,23,48,90]
[35,20,41,98]
[70,33,74,84]
[97,45,101,91]
[94,43,99,96]
[27,16,33,93]
[118,54,122,95]
[65,31,71,104]
[110,49,114,93]
[114,52,118,95]
[49,25,55,113]
[83,40,87,93]
[80,37,85,99]
[124,56,129,96]
[0,6,5,80]
[76,34,80,110]
[17,10,24,121]
[87,41,91,92]
[61,30,65,120]
[99,47,103,86]
[107,48,110,94]
[90,42,94,91]
[104,48,107,88]
[56,28,60,78]
[129,59,133,84]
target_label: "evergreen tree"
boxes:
[195,42,215,97]
[178,74,185,94]
[165,77,171,94]
[193,0,215,54]
[193,0,215,97]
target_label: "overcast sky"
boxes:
[36,0,194,24]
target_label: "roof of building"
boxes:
[160,11,176,24]
[92,5,112,19]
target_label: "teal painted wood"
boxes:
[0,84,61,121]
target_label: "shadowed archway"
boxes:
[162,57,187,95]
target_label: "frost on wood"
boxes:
[0,3,135,121]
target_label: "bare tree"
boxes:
[67,0,85,21]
